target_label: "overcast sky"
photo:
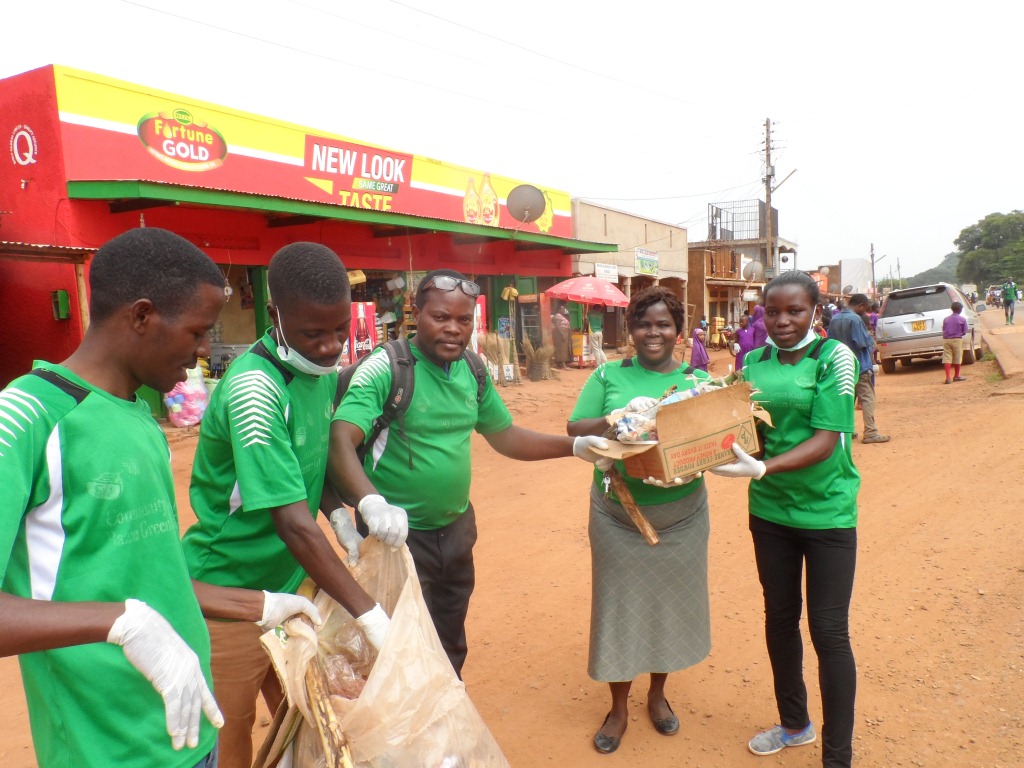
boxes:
[5,0,1021,278]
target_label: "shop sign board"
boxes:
[635,248,659,277]
[594,262,618,281]
[38,66,572,237]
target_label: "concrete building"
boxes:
[571,200,688,348]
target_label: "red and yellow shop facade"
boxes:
[0,65,613,393]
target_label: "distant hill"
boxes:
[907,252,958,287]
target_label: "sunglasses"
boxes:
[422,275,481,297]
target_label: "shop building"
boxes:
[569,201,688,349]
[688,199,797,327]
[0,65,613,400]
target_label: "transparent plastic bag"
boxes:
[163,365,209,427]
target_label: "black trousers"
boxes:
[359,503,478,678]
[749,514,857,768]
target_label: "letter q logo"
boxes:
[10,125,38,166]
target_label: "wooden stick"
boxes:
[606,468,660,546]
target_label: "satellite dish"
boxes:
[842,284,854,294]
[505,184,546,224]
[820,266,830,276]
[742,261,765,281]
[828,282,839,293]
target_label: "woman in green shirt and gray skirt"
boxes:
[568,286,712,754]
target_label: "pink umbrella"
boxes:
[545,276,628,369]
[544,276,629,307]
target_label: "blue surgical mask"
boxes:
[274,309,340,376]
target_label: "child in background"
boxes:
[942,301,969,384]
[690,327,710,372]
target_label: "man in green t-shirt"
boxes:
[0,229,320,768]
[328,268,609,677]
[1002,278,1017,324]
[182,242,389,768]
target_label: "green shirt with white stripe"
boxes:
[742,339,861,529]
[0,362,215,768]
[182,332,336,593]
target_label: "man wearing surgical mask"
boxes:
[181,243,390,768]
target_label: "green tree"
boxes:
[955,211,1024,286]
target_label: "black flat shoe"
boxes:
[650,702,679,736]
[594,713,624,754]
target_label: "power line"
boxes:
[385,0,697,107]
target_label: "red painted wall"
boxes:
[0,260,84,386]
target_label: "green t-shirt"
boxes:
[183,333,336,593]
[1003,281,1017,301]
[333,343,513,530]
[0,363,215,768]
[742,339,861,529]
[569,358,712,506]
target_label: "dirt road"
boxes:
[1,347,1022,767]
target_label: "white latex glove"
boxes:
[358,494,408,548]
[329,508,364,566]
[355,603,390,651]
[258,591,322,632]
[625,396,660,413]
[708,444,767,479]
[107,599,224,750]
[643,471,703,487]
[573,435,611,464]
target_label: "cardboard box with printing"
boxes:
[596,382,767,482]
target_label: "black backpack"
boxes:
[334,336,490,464]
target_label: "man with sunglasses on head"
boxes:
[328,268,609,677]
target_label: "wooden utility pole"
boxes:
[870,243,876,297]
[764,118,774,273]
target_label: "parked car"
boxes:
[875,283,985,374]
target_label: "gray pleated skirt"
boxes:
[588,482,711,682]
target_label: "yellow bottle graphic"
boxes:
[534,191,554,233]
[479,173,500,227]
[463,178,481,224]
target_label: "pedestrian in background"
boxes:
[942,301,969,384]
[1002,278,1017,325]
[689,327,710,372]
[552,305,572,368]
[750,304,768,350]
[828,294,890,444]
[734,314,755,369]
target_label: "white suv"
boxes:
[875,283,984,374]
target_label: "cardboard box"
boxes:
[596,382,765,481]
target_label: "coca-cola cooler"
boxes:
[348,301,377,364]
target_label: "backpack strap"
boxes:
[461,348,489,404]
[249,339,295,385]
[380,338,416,469]
[28,368,90,404]
[805,336,828,361]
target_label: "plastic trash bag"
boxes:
[258,538,510,768]
[163,365,209,427]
